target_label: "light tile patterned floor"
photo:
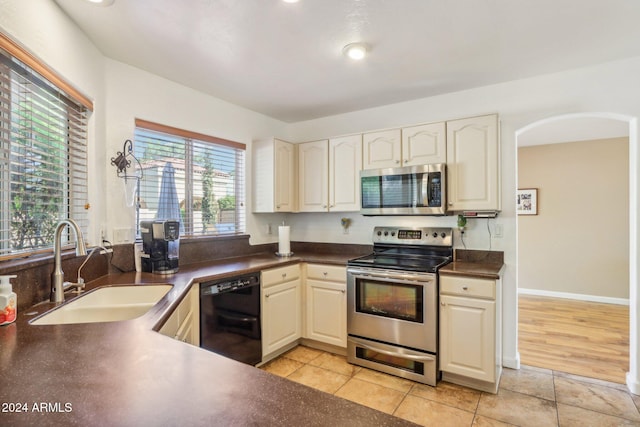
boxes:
[260,345,640,426]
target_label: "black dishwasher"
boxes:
[200,273,261,365]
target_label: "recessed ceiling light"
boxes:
[343,43,368,60]
[86,0,115,6]
[282,0,300,3]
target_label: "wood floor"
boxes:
[518,294,629,384]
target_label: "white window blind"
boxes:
[133,120,246,237]
[0,43,89,257]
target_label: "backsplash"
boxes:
[1,234,371,311]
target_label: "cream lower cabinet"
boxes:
[439,274,502,393]
[261,264,302,357]
[304,264,347,348]
[159,284,200,346]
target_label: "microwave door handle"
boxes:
[421,174,428,207]
[354,339,436,362]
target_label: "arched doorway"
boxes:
[515,112,637,391]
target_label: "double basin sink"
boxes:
[30,284,173,325]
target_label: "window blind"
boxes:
[133,120,246,237]
[0,45,89,257]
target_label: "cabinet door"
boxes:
[306,279,347,347]
[446,114,500,211]
[329,135,362,212]
[363,129,401,170]
[262,279,301,356]
[402,122,446,166]
[274,139,296,212]
[440,294,495,382]
[158,285,199,345]
[298,140,329,212]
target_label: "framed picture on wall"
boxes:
[517,188,538,215]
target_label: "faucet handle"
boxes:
[63,281,85,295]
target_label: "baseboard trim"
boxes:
[627,372,640,396]
[502,352,520,370]
[519,288,629,306]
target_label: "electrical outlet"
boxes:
[267,223,272,235]
[495,224,504,238]
[113,228,131,243]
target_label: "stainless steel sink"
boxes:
[30,284,173,325]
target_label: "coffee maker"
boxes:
[140,220,180,274]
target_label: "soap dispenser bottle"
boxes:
[0,275,17,326]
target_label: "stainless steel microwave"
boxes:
[360,164,447,216]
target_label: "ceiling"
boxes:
[54,0,640,123]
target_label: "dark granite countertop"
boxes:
[0,252,415,426]
[439,249,505,280]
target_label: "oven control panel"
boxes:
[372,226,453,246]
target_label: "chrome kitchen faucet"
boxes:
[51,219,87,303]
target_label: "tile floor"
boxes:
[260,345,640,426]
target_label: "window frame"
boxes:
[0,32,92,260]
[133,119,246,238]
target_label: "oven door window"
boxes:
[355,277,423,323]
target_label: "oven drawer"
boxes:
[262,264,300,288]
[306,264,346,282]
[440,275,495,299]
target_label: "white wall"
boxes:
[102,59,287,244]
[518,138,629,302]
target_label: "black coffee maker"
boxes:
[140,220,180,274]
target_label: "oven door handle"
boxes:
[348,268,435,284]
[352,339,436,362]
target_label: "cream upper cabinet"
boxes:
[298,140,329,212]
[401,122,446,165]
[446,114,500,212]
[363,129,401,170]
[252,138,296,213]
[298,135,362,212]
[329,135,362,211]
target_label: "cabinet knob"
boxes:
[265,294,271,298]
[282,273,287,279]
[323,272,328,276]
[395,160,400,164]
[341,289,345,294]
[323,205,327,208]
[462,286,468,291]
[441,302,446,306]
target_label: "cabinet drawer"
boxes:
[262,264,300,287]
[440,275,495,299]
[306,264,346,282]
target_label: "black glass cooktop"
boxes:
[348,249,452,273]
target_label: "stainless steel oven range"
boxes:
[347,226,453,386]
